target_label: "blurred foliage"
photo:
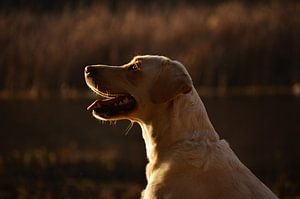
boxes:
[0,1,299,97]
[0,147,144,199]
[1,0,295,12]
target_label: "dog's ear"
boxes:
[150,59,192,104]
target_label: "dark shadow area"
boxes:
[0,97,299,198]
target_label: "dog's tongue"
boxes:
[87,97,120,111]
[87,100,101,110]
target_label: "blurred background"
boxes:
[0,0,299,198]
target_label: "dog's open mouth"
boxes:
[87,94,137,118]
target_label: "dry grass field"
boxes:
[0,1,299,97]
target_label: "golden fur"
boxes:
[85,55,278,199]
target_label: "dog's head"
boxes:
[84,55,192,121]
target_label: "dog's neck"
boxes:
[137,88,219,164]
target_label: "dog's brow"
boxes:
[128,58,142,66]
[134,57,142,62]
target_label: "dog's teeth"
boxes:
[123,98,129,104]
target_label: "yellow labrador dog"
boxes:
[84,55,278,199]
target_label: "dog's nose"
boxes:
[85,66,97,76]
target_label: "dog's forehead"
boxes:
[132,55,168,66]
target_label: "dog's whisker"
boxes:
[109,120,117,126]
[124,121,134,136]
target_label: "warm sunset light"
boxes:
[0,0,299,198]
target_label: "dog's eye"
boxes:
[128,62,141,72]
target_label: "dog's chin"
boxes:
[87,94,137,121]
[92,110,133,121]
